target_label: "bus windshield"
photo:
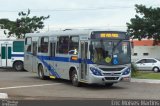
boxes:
[90,39,131,65]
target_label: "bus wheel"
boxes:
[71,70,80,87]
[14,61,24,71]
[38,65,46,80]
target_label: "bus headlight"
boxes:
[122,68,131,75]
[90,67,102,76]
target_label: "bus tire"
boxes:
[38,65,46,80]
[13,61,24,71]
[71,70,80,87]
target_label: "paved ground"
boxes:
[0,68,160,100]
[131,78,160,83]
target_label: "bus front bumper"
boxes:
[88,74,131,85]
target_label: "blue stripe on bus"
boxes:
[26,53,94,78]
[37,55,94,64]
[11,54,24,57]
[37,56,61,78]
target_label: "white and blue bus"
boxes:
[0,39,24,71]
[24,29,131,86]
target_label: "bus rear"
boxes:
[0,39,24,71]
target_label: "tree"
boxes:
[0,9,49,38]
[127,4,160,45]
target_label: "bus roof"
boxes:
[25,29,126,37]
[0,39,24,41]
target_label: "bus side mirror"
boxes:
[131,41,134,56]
[131,41,134,49]
[89,44,93,53]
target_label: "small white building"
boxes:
[0,29,16,40]
[131,39,160,62]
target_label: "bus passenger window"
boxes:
[13,41,24,52]
[32,42,37,56]
[69,36,79,55]
[25,37,32,53]
[57,36,69,54]
[39,37,49,53]
[27,45,31,52]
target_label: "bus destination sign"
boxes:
[91,31,129,40]
[100,33,119,38]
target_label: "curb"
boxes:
[131,78,160,84]
[0,93,8,99]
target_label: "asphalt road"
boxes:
[0,68,160,100]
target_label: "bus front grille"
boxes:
[103,73,121,76]
[100,67,124,72]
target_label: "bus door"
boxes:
[1,43,12,67]
[24,37,32,71]
[32,42,37,72]
[80,41,88,80]
[49,37,56,75]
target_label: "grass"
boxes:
[133,71,160,80]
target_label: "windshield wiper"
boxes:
[112,39,123,51]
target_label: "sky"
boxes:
[0,0,159,32]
